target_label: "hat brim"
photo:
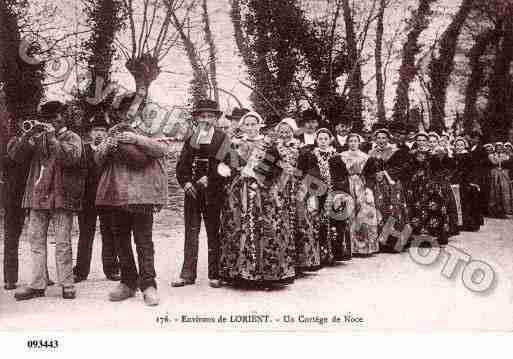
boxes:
[192,108,223,117]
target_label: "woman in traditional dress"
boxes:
[218,112,296,288]
[405,133,451,245]
[366,128,411,252]
[428,132,460,236]
[451,137,483,231]
[296,128,342,267]
[274,118,308,274]
[487,142,512,218]
[333,133,380,256]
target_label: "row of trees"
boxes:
[1,0,513,146]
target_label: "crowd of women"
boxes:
[4,97,511,306]
[209,107,513,289]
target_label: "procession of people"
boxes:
[2,96,513,306]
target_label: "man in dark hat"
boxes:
[172,99,228,289]
[73,112,121,283]
[95,94,168,306]
[2,118,55,291]
[297,109,320,147]
[11,101,84,301]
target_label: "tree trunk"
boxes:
[463,27,500,132]
[201,0,219,104]
[486,9,513,141]
[0,0,44,131]
[392,0,436,123]
[342,0,363,130]
[82,0,126,116]
[428,0,474,132]
[125,53,160,103]
[375,0,386,123]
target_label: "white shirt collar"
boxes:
[303,132,316,145]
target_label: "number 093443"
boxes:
[27,339,59,350]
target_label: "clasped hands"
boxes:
[184,176,208,199]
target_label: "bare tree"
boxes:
[120,0,194,99]
[392,0,437,123]
[486,3,513,141]
[201,0,219,103]
[428,0,474,132]
[374,0,387,123]
[462,27,499,132]
[342,0,364,128]
[80,0,126,116]
[0,0,44,129]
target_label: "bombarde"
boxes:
[22,119,52,134]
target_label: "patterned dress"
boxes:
[219,137,296,286]
[296,146,337,268]
[367,145,411,252]
[405,150,451,245]
[430,153,460,236]
[275,138,307,270]
[487,153,512,218]
[338,150,380,255]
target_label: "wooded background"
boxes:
[2,0,513,150]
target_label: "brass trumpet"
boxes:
[22,120,52,134]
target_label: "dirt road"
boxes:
[1,211,512,331]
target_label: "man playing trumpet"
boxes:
[9,101,85,301]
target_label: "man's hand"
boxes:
[45,124,56,140]
[184,182,198,199]
[105,137,118,153]
[116,131,138,144]
[197,176,208,188]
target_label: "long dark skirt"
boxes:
[459,183,483,231]
[373,178,409,252]
[406,174,451,245]
[295,186,322,271]
[324,191,352,261]
[219,176,296,286]
[431,177,459,236]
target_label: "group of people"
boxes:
[1,96,510,307]
[170,100,509,292]
[3,96,168,306]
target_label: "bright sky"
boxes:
[39,0,467,127]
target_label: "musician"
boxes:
[10,101,84,301]
[95,95,168,306]
[173,99,228,289]
[73,113,121,283]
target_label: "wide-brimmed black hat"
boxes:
[192,99,223,117]
[300,109,321,125]
[40,101,67,119]
[226,107,250,120]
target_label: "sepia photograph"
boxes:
[0,0,512,345]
